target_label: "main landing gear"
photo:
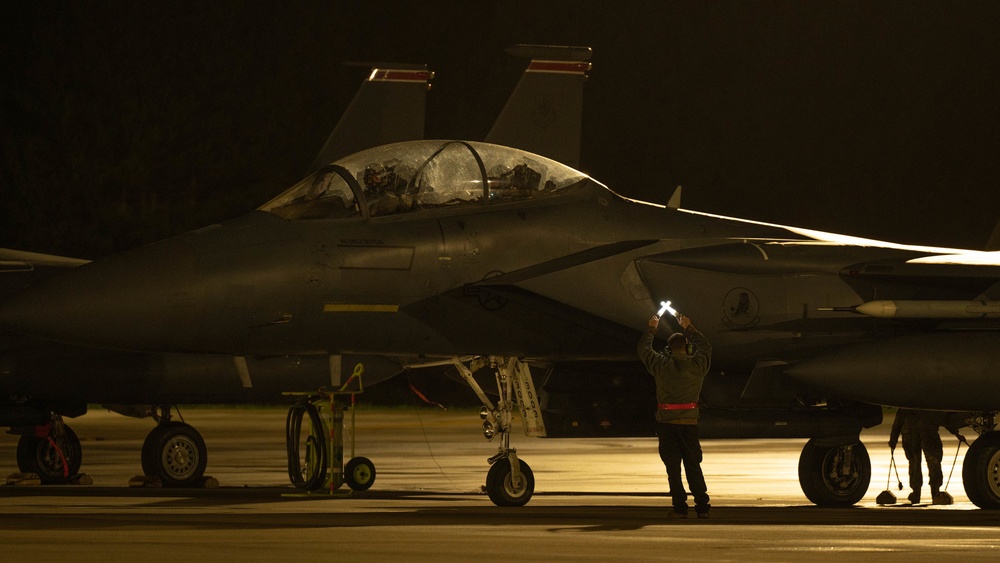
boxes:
[797,437,871,507]
[453,356,546,507]
[14,415,83,483]
[139,406,208,487]
[962,412,1000,509]
[8,406,207,488]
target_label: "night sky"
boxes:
[2,1,999,259]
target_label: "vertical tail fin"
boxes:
[985,220,1000,251]
[485,45,592,168]
[307,64,433,175]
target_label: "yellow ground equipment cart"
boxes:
[284,363,374,495]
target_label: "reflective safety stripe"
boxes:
[527,60,592,74]
[659,403,698,410]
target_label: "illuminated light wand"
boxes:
[657,300,679,318]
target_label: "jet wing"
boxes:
[636,239,1000,300]
[1,248,89,291]
[839,258,1000,301]
[0,249,89,325]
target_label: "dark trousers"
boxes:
[657,422,710,514]
[902,428,944,495]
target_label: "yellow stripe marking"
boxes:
[324,303,399,313]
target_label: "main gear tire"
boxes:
[962,431,1000,509]
[16,424,82,482]
[143,422,207,487]
[486,457,534,507]
[140,424,167,477]
[344,456,376,491]
[798,438,870,507]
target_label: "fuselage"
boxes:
[2,140,998,409]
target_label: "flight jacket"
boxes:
[637,326,712,423]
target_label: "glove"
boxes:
[888,440,896,450]
[957,433,968,445]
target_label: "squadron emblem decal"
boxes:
[531,96,557,128]
[722,287,760,330]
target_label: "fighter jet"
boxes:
[3,132,999,507]
[5,47,995,505]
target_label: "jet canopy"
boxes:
[260,140,590,220]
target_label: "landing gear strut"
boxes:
[453,356,545,507]
[798,437,871,507]
[140,406,208,487]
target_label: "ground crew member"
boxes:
[889,408,966,505]
[638,312,712,518]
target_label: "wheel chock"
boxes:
[5,472,42,486]
[875,490,897,505]
[199,476,220,489]
[68,473,93,485]
[128,475,162,488]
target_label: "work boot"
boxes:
[668,510,688,519]
[907,491,921,505]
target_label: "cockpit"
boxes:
[260,140,590,220]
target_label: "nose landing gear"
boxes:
[453,356,545,507]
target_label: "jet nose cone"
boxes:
[0,238,204,352]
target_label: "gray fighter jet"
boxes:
[3,134,999,507]
[4,47,1000,508]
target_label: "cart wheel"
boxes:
[344,456,376,491]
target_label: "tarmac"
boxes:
[1,406,998,562]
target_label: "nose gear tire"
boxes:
[486,457,534,507]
